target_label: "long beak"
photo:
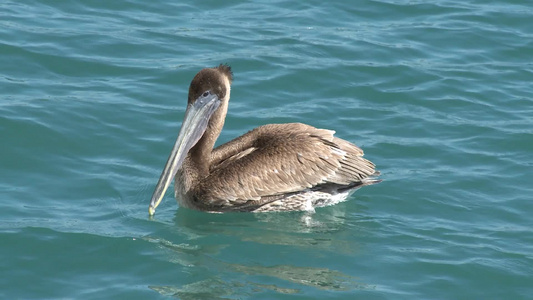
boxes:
[149,92,220,215]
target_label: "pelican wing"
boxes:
[194,123,377,210]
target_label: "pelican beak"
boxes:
[149,92,220,216]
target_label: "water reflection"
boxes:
[150,278,299,299]
[169,203,362,254]
[145,204,371,297]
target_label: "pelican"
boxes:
[148,64,380,215]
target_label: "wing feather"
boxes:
[194,123,377,210]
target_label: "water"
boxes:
[1,0,532,298]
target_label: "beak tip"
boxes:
[148,206,156,216]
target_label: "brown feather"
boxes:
[190,123,378,211]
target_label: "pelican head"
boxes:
[149,65,233,215]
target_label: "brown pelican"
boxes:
[148,64,380,215]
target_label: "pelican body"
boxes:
[149,65,380,215]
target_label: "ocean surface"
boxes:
[1,1,532,299]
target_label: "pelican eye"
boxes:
[202,91,210,97]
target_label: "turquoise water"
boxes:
[1,0,532,298]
